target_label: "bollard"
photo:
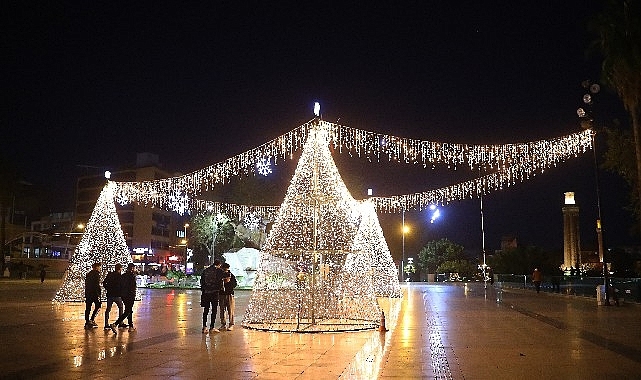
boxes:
[379,310,388,332]
[496,282,503,303]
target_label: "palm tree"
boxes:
[0,158,21,269]
[591,0,641,238]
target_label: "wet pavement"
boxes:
[1,279,640,379]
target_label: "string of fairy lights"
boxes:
[111,118,594,216]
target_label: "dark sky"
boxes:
[4,2,637,257]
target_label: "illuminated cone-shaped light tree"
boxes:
[350,201,402,298]
[53,182,132,302]
[243,121,382,332]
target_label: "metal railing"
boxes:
[496,274,641,302]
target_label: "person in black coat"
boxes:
[110,263,138,334]
[200,260,227,333]
[102,263,124,329]
[84,262,102,329]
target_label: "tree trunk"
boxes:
[630,104,641,240]
[0,202,6,272]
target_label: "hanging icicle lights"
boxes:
[111,119,593,213]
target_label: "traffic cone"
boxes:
[379,310,388,332]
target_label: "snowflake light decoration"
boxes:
[256,157,272,176]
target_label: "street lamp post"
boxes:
[480,195,488,289]
[211,223,216,266]
[402,209,405,282]
[65,223,85,260]
[577,80,609,305]
[183,223,189,270]
[401,209,411,281]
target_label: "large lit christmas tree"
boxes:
[243,121,382,332]
[53,182,133,302]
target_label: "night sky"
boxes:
[4,2,637,258]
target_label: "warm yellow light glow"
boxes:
[564,192,576,205]
[402,224,410,235]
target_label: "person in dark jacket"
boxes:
[84,262,102,329]
[218,262,237,331]
[102,263,124,329]
[109,263,138,334]
[200,260,227,333]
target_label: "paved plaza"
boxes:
[1,279,641,379]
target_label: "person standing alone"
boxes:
[103,263,125,330]
[532,268,543,293]
[110,263,138,334]
[200,260,226,333]
[84,262,102,329]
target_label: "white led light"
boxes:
[110,119,592,215]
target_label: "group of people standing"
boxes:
[200,259,237,333]
[84,262,138,334]
[84,259,238,335]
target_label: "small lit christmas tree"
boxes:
[53,182,132,302]
[351,201,402,298]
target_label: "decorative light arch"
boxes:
[110,118,593,215]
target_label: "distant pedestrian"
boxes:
[551,276,561,293]
[19,261,26,280]
[84,262,102,329]
[532,268,543,293]
[110,263,138,334]
[40,268,46,283]
[608,279,620,307]
[103,263,124,330]
[200,260,226,333]
[218,262,237,331]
